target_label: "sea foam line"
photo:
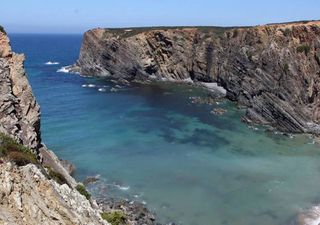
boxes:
[57,66,71,73]
[45,61,60,65]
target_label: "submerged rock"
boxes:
[83,175,100,186]
[211,108,227,116]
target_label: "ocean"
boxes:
[9,33,320,225]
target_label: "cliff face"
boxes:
[0,31,41,152]
[72,21,320,133]
[0,28,109,225]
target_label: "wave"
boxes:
[98,88,107,92]
[114,184,130,191]
[45,61,59,65]
[57,66,70,73]
[88,84,96,88]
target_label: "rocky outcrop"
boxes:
[0,30,41,152]
[0,28,110,225]
[0,162,108,225]
[71,21,320,133]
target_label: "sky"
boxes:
[1,0,320,34]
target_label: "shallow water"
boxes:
[10,34,320,225]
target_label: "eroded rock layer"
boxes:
[0,28,109,225]
[72,21,320,133]
[0,31,40,152]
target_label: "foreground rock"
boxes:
[0,162,108,225]
[0,30,40,153]
[0,27,109,225]
[71,20,320,134]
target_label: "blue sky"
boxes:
[1,0,320,34]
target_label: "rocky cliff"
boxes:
[0,28,109,225]
[71,20,320,134]
[0,31,41,152]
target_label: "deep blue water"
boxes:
[9,34,320,225]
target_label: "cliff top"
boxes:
[94,19,320,39]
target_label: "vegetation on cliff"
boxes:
[101,211,127,225]
[0,133,38,166]
[104,25,250,39]
[76,184,91,200]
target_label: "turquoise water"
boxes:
[10,34,320,225]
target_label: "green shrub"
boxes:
[45,166,68,185]
[283,63,289,73]
[283,28,291,36]
[0,133,38,166]
[297,45,311,55]
[76,184,91,200]
[100,211,127,225]
[7,151,38,166]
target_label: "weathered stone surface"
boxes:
[0,28,109,225]
[0,162,108,225]
[0,30,41,153]
[72,21,320,134]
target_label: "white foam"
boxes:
[45,61,60,65]
[57,66,70,73]
[82,84,88,88]
[200,82,227,96]
[88,84,96,88]
[114,184,130,191]
[98,88,107,92]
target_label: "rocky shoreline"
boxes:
[2,21,320,224]
[70,20,320,134]
[0,27,165,225]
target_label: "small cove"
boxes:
[9,33,320,225]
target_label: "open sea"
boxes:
[9,33,320,225]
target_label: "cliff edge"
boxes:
[0,30,41,152]
[0,28,109,225]
[71,20,320,134]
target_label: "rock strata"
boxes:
[71,21,320,133]
[0,27,109,225]
[0,162,108,225]
[0,31,41,152]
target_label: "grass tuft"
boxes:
[100,211,127,225]
[0,133,38,166]
[76,184,91,200]
[45,166,68,185]
[297,44,311,55]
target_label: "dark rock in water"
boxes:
[211,108,227,116]
[110,87,118,92]
[83,175,100,186]
[190,96,220,105]
[59,159,76,175]
[70,21,320,134]
[98,198,172,225]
